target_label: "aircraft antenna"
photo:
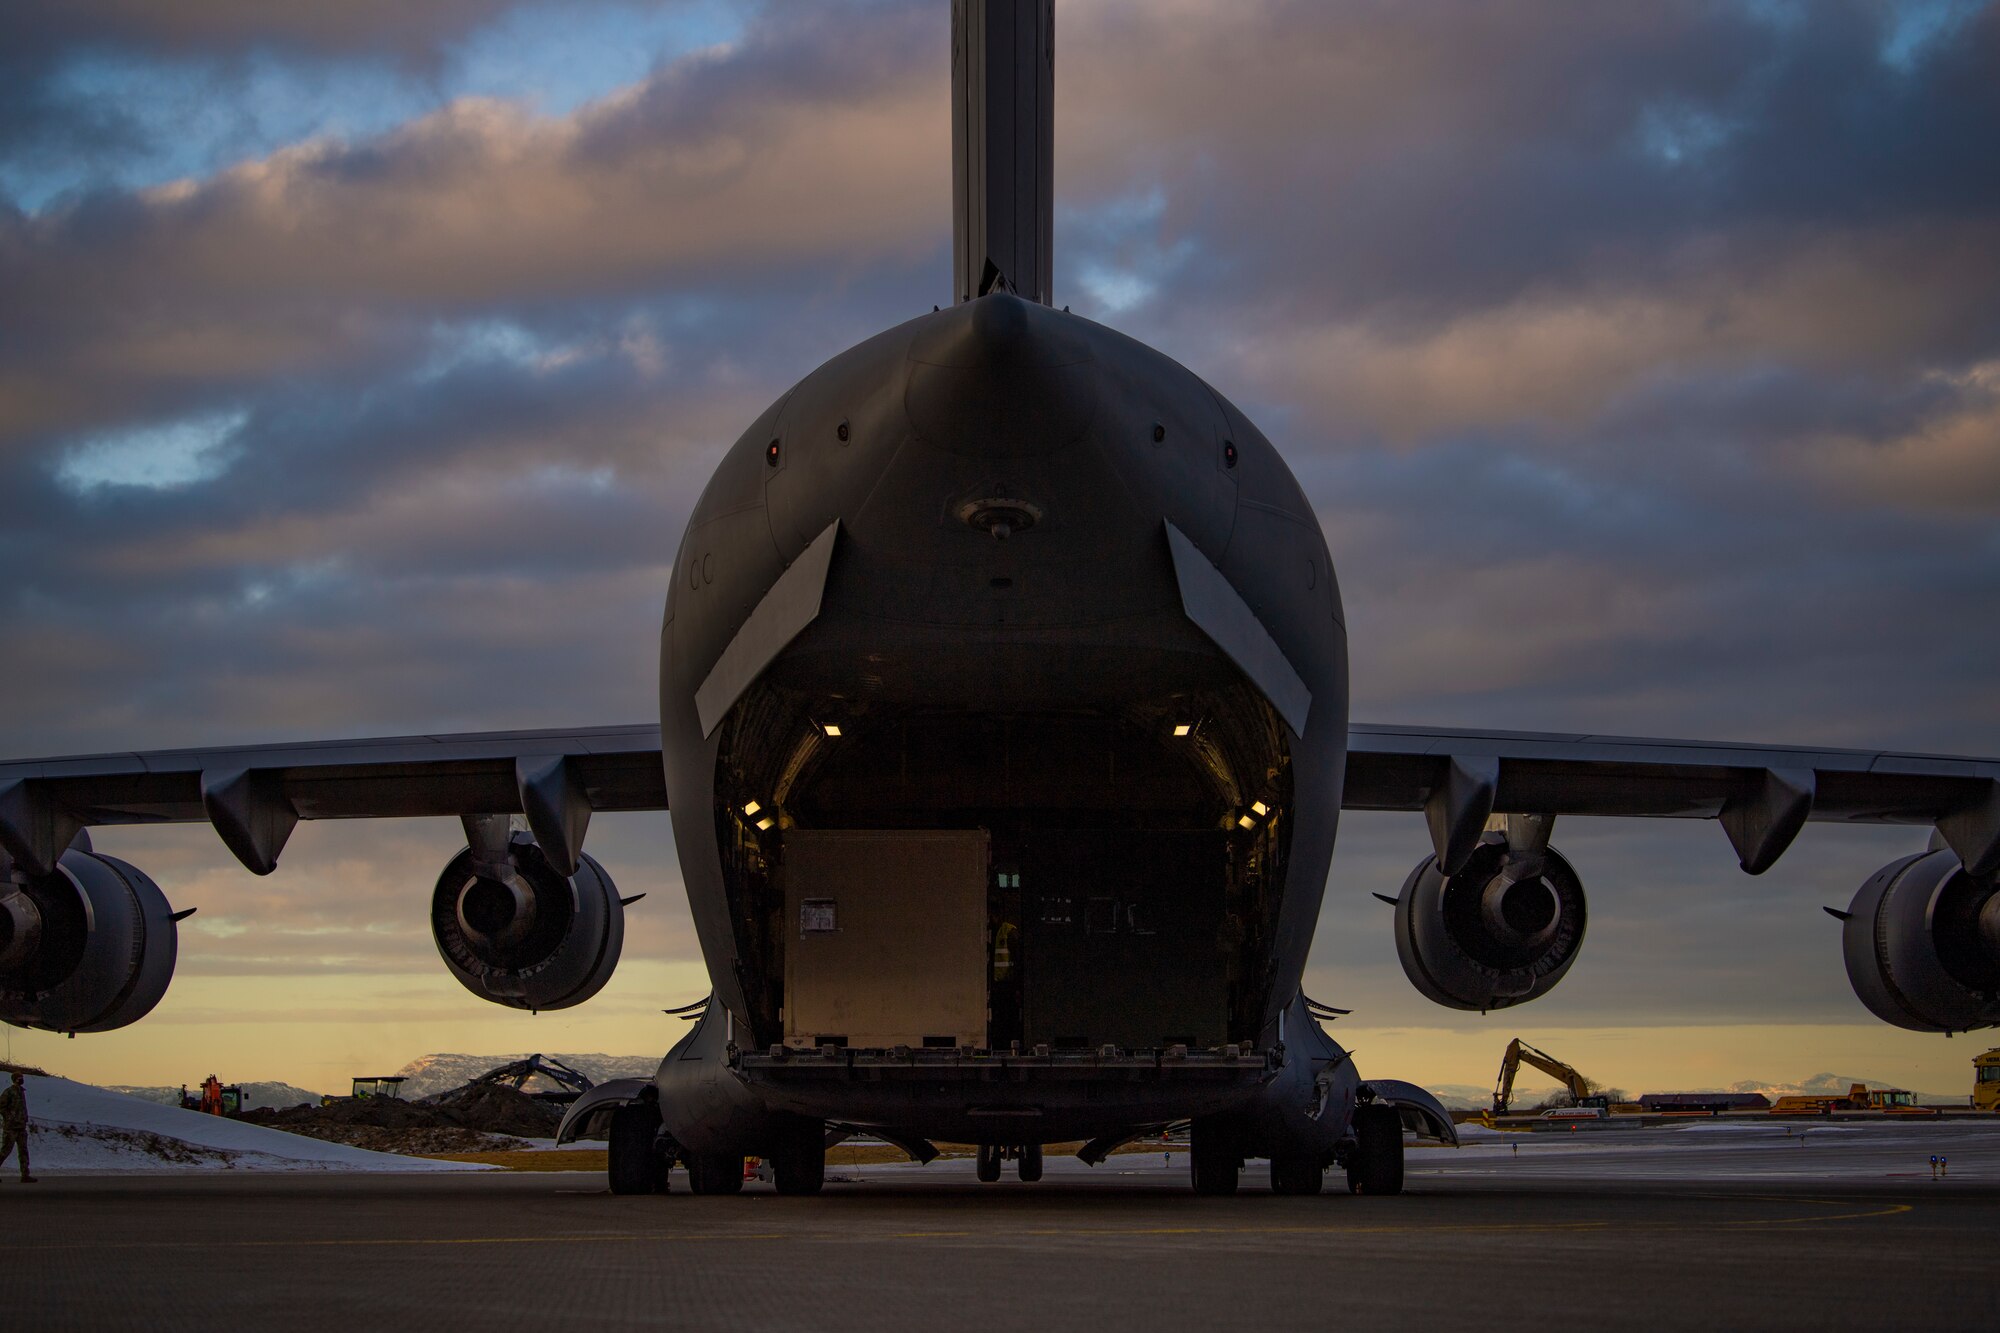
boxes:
[952,0,1055,306]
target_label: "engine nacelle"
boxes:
[1392,838,1587,1011]
[1841,849,2000,1033]
[0,849,182,1033]
[431,831,624,1011]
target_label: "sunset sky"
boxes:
[4,0,1999,1102]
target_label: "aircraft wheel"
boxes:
[1189,1126,1239,1196]
[1017,1142,1043,1183]
[1346,1104,1404,1196]
[687,1151,746,1195]
[1269,1153,1322,1196]
[976,1143,1002,1182]
[608,1102,661,1196]
[772,1123,826,1196]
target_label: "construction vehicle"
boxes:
[1492,1039,1597,1117]
[1769,1083,1920,1114]
[348,1076,407,1100]
[179,1075,243,1116]
[459,1054,595,1106]
[1975,1050,2000,1112]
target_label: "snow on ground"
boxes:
[16,1077,490,1174]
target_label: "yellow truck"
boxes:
[1769,1083,1922,1114]
[1975,1049,2000,1112]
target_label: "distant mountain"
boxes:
[104,1081,327,1111]
[390,1053,662,1100]
[1721,1072,1962,1106]
[1417,1084,1491,1111]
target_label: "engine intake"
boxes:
[1391,838,1587,1011]
[431,831,625,1011]
[1841,849,2000,1033]
[0,850,182,1033]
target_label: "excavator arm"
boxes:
[1492,1039,1594,1115]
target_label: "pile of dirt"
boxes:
[239,1081,561,1155]
[428,1082,563,1138]
[264,1123,527,1155]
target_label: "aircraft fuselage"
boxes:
[657,292,1351,1150]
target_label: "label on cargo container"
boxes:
[800,899,838,935]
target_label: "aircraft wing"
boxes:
[1342,722,2000,878]
[3,719,1996,882]
[0,723,666,878]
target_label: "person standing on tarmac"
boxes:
[0,1071,36,1184]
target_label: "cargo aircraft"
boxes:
[4,1,1998,1197]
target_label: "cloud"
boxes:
[2,0,1998,1087]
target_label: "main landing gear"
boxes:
[975,1142,1043,1182]
[1344,1103,1405,1195]
[770,1120,827,1196]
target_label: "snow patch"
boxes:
[16,1077,491,1174]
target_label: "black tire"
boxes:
[976,1143,1002,1183]
[1017,1142,1043,1183]
[773,1122,826,1196]
[1346,1104,1404,1196]
[1269,1153,1322,1196]
[1189,1123,1239,1197]
[608,1102,661,1196]
[687,1151,745,1195]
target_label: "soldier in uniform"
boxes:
[0,1071,35,1183]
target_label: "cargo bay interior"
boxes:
[714,679,1293,1053]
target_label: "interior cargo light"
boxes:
[743,800,762,817]
[1236,814,1256,830]
[755,817,776,831]
[1250,801,1269,817]
[821,723,842,737]
[1173,724,1192,737]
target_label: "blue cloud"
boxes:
[56,408,248,494]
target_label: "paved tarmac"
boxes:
[10,1122,1999,1331]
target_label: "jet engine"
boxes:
[1839,849,2000,1033]
[431,829,626,1011]
[1391,837,1587,1011]
[0,848,184,1033]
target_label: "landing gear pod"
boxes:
[1840,850,2000,1033]
[431,830,624,1011]
[0,850,183,1033]
[1392,839,1587,1011]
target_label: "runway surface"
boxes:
[11,1121,1998,1330]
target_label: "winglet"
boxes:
[1823,906,1853,922]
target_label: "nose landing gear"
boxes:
[975,1142,1044,1182]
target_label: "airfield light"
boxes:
[756,817,776,832]
[1250,801,1269,817]
[1237,815,1256,830]
[1173,724,1192,737]
[743,800,762,817]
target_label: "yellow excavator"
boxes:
[1491,1038,1596,1118]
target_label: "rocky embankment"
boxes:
[241,1082,567,1155]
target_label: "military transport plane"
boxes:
[4,1,1999,1198]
